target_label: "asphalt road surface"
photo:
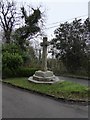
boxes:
[58,76,89,86]
[0,83,2,119]
[2,83,88,118]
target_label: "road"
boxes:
[0,83,2,119]
[2,83,88,118]
[58,76,89,86]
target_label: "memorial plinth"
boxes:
[28,37,59,84]
[28,71,59,84]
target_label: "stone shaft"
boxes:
[42,37,48,71]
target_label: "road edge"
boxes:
[2,81,89,106]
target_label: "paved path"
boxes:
[2,84,88,118]
[58,76,89,86]
[0,83,2,119]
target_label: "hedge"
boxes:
[2,67,39,79]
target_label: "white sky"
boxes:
[16,0,89,39]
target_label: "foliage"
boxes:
[2,41,37,63]
[2,67,14,78]
[2,52,23,69]
[23,45,38,66]
[1,3,45,78]
[0,0,44,45]
[3,78,89,101]
[2,43,24,78]
[16,67,39,77]
[13,6,44,51]
[2,41,39,78]
[47,58,67,75]
[50,18,89,73]
[21,6,42,37]
[12,5,44,68]
[0,0,18,43]
[2,67,38,78]
[2,43,21,53]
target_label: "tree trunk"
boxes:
[5,32,11,43]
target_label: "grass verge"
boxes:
[3,77,90,102]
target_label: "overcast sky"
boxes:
[16,0,89,39]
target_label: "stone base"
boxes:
[28,70,60,84]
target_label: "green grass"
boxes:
[3,77,90,101]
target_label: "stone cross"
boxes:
[40,37,49,71]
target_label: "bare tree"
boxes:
[0,0,18,43]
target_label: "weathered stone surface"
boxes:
[35,70,54,78]
[41,37,49,71]
[32,70,56,82]
[28,70,60,84]
[33,75,55,81]
[28,76,60,84]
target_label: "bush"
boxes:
[3,52,23,69]
[2,67,39,79]
[16,67,39,77]
[2,43,20,53]
[2,68,14,79]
